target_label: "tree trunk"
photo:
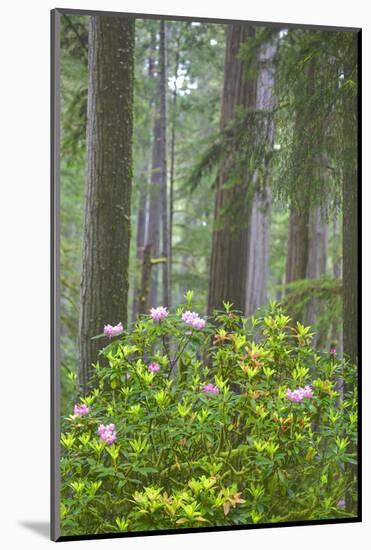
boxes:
[331,217,343,354]
[342,36,358,366]
[246,189,272,315]
[305,206,327,286]
[208,24,256,315]
[285,58,323,325]
[245,41,276,316]
[285,205,310,285]
[147,36,162,309]
[78,15,135,390]
[133,44,160,321]
[132,164,148,322]
[138,245,153,315]
[169,35,180,309]
[160,20,170,307]
[341,35,358,515]
[303,206,328,344]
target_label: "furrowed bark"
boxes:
[208,24,256,315]
[78,15,135,390]
[147,29,162,309]
[132,163,148,322]
[285,205,310,285]
[245,41,276,316]
[160,20,170,308]
[284,58,316,322]
[138,244,153,316]
[303,206,328,345]
[169,34,180,309]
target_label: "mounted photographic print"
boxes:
[51,7,361,541]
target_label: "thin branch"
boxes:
[63,14,88,57]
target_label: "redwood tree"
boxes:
[169,30,181,308]
[342,34,358,365]
[285,205,310,286]
[303,206,328,346]
[160,20,170,307]
[245,40,277,315]
[208,24,256,315]
[131,162,148,321]
[147,29,162,308]
[143,22,169,310]
[78,16,135,389]
[284,57,321,322]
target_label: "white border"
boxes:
[0,1,369,548]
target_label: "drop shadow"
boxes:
[18,521,50,539]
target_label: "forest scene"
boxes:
[58,12,359,537]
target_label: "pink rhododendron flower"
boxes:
[330,347,337,354]
[301,385,313,398]
[202,383,219,395]
[104,322,123,339]
[195,318,206,329]
[73,403,89,416]
[286,385,314,402]
[148,362,160,373]
[182,310,206,330]
[150,306,169,322]
[97,423,117,445]
[286,389,303,402]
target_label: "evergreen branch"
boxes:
[279,276,342,307]
[184,107,274,192]
[63,14,88,57]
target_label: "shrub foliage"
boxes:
[60,295,357,535]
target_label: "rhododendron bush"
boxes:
[60,295,357,535]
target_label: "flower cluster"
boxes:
[202,383,219,395]
[286,385,313,403]
[150,306,169,322]
[103,322,123,339]
[73,403,89,417]
[182,310,206,330]
[148,362,160,373]
[148,306,206,329]
[97,423,117,445]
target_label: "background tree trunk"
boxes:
[160,20,170,307]
[341,35,358,515]
[78,15,135,390]
[303,206,328,345]
[132,163,148,322]
[169,34,180,309]
[208,24,256,315]
[147,31,162,308]
[245,41,276,316]
[342,36,358,366]
[137,244,153,315]
[285,205,310,285]
[284,58,317,323]
[331,217,343,354]
[246,190,272,315]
